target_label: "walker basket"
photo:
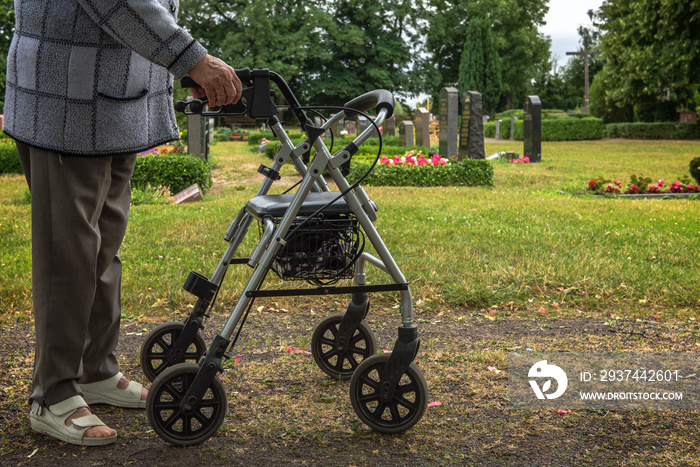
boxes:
[268,214,362,283]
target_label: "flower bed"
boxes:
[587,177,699,196]
[379,151,449,167]
[348,150,493,187]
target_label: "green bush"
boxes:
[487,117,604,141]
[690,157,700,184]
[132,153,212,195]
[606,122,700,140]
[542,117,605,141]
[484,118,513,139]
[247,130,276,146]
[263,137,429,160]
[213,127,231,142]
[0,143,22,174]
[347,159,493,187]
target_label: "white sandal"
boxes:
[80,372,146,408]
[30,395,117,446]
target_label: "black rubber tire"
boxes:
[140,321,207,382]
[146,362,227,446]
[349,353,428,433]
[311,312,377,380]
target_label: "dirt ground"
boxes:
[1,304,700,466]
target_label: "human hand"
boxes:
[186,55,242,106]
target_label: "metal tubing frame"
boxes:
[216,107,413,342]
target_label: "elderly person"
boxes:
[4,0,241,445]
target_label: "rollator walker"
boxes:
[140,68,428,445]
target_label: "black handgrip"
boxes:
[180,68,252,88]
[344,89,395,118]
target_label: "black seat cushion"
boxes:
[246,191,355,218]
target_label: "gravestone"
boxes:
[510,117,516,141]
[438,87,459,157]
[357,116,370,133]
[384,115,396,136]
[523,96,542,162]
[188,114,210,159]
[495,119,502,139]
[413,108,430,147]
[458,91,485,159]
[399,120,414,146]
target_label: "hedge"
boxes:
[263,139,430,159]
[347,159,493,187]
[132,153,212,195]
[0,143,22,174]
[606,122,700,140]
[486,117,605,141]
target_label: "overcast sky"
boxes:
[540,0,604,69]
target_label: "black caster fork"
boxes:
[311,295,378,379]
[140,271,219,381]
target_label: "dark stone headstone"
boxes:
[524,95,542,162]
[438,87,459,157]
[413,108,430,148]
[458,91,485,159]
[399,120,414,146]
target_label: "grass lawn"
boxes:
[2,138,698,323]
[1,138,699,465]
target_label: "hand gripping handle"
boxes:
[344,89,395,119]
[180,68,252,88]
[175,68,253,113]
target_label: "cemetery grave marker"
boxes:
[458,91,485,159]
[439,87,459,157]
[524,96,542,163]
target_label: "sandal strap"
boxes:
[48,395,88,417]
[70,414,106,429]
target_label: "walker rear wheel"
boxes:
[146,363,227,446]
[349,353,428,433]
[311,313,377,380]
[140,321,207,382]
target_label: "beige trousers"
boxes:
[17,142,137,406]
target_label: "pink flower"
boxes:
[557,409,572,415]
[588,180,597,186]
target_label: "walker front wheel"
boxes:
[349,353,428,433]
[140,321,207,382]
[311,313,377,380]
[146,363,227,446]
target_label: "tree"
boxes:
[458,17,501,115]
[304,0,424,106]
[179,0,423,108]
[594,0,700,118]
[421,0,550,111]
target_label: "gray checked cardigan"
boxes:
[4,0,207,156]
